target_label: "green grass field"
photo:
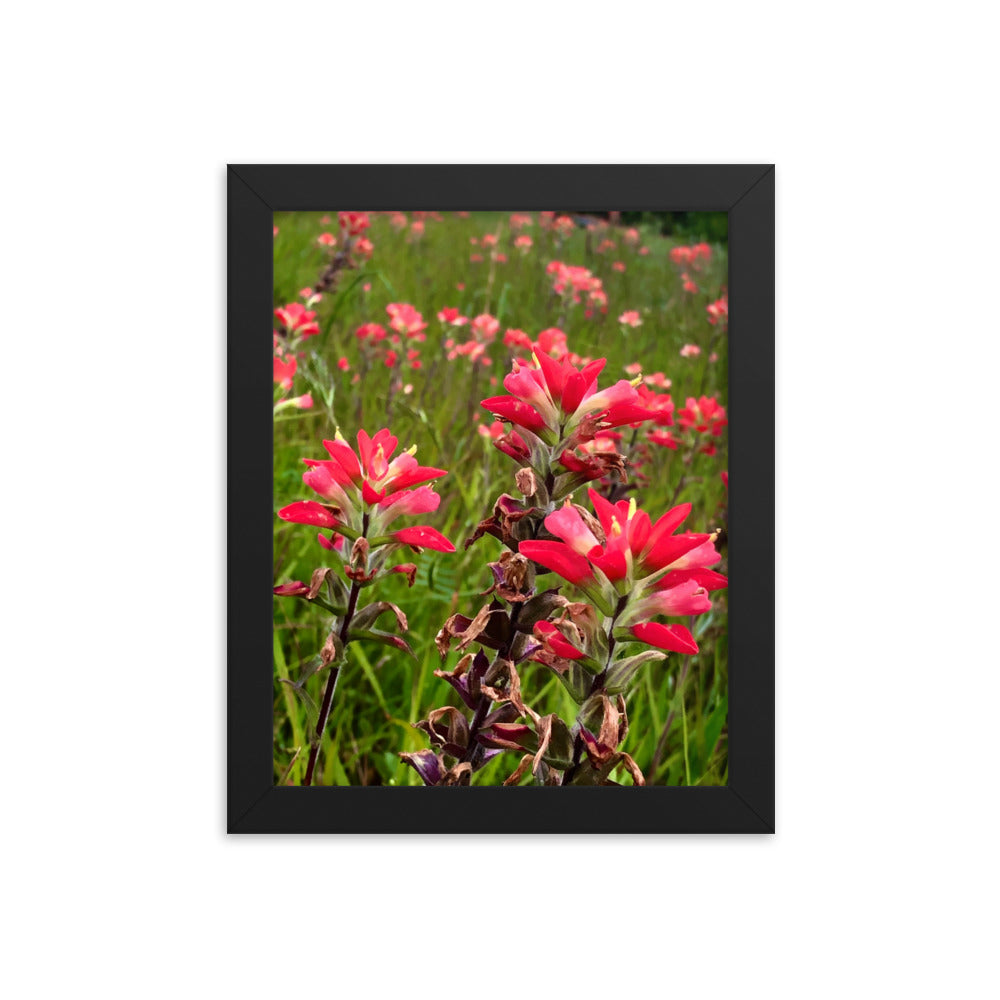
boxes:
[272,210,729,786]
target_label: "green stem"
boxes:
[302,514,369,787]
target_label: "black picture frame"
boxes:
[228,164,774,833]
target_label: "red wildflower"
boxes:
[386,303,428,339]
[275,302,320,338]
[618,310,642,327]
[273,354,297,390]
[677,396,728,436]
[338,212,370,235]
[520,491,722,591]
[707,294,728,325]
[279,428,452,555]
[470,313,500,340]
[481,352,657,444]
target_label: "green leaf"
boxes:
[604,649,668,694]
[703,695,728,761]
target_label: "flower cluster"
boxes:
[275,302,320,341]
[546,260,607,313]
[669,242,713,270]
[520,490,725,626]
[277,427,453,561]
[442,312,499,365]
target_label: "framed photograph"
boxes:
[228,164,774,833]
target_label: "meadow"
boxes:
[272,210,729,786]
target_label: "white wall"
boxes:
[3,3,996,998]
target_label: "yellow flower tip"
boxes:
[334,426,347,443]
[405,443,418,456]
[610,517,623,538]
[629,375,643,387]
[708,530,719,543]
[627,497,637,520]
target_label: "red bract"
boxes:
[629,622,698,654]
[677,396,728,436]
[273,354,297,389]
[278,500,340,529]
[275,302,320,338]
[393,526,455,553]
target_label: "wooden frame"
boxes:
[228,164,774,832]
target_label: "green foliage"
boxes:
[271,211,729,786]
